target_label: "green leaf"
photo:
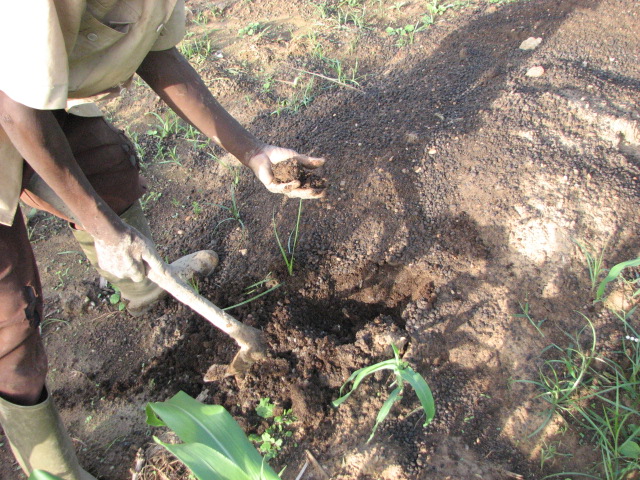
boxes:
[147,391,280,480]
[332,360,397,407]
[398,367,436,425]
[109,293,120,305]
[620,426,640,458]
[155,439,252,480]
[619,440,640,459]
[596,257,640,300]
[256,398,275,419]
[145,403,166,427]
[28,471,64,480]
[368,386,403,442]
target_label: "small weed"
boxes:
[386,22,425,46]
[574,239,607,292]
[333,344,436,442]
[248,398,297,461]
[188,277,200,295]
[109,286,127,312]
[273,199,303,275]
[223,274,282,312]
[140,191,162,211]
[191,10,209,27]
[146,111,185,139]
[337,5,368,29]
[213,184,245,231]
[323,57,362,87]
[53,267,70,290]
[262,74,275,94]
[192,201,202,216]
[514,299,546,337]
[271,77,317,115]
[125,128,147,161]
[422,0,458,26]
[540,440,573,470]
[179,32,213,64]
[238,21,270,38]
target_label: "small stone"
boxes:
[526,65,545,77]
[519,37,542,50]
[177,229,184,235]
[405,132,420,144]
[428,148,437,155]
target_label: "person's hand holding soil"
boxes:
[248,144,327,199]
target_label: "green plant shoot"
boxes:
[146,391,281,480]
[273,199,303,276]
[596,257,640,302]
[333,344,435,442]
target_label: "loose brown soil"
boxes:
[2,0,640,479]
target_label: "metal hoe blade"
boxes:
[146,256,267,376]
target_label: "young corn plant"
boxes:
[333,344,436,442]
[273,199,303,276]
[146,391,282,480]
[596,256,640,302]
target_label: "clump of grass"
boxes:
[521,253,640,479]
[574,239,607,292]
[178,32,213,64]
[333,344,435,442]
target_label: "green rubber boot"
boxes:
[72,201,218,316]
[0,391,97,480]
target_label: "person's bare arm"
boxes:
[0,91,156,281]
[137,47,325,198]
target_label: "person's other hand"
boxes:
[248,145,326,199]
[93,224,159,282]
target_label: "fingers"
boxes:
[285,186,326,199]
[264,179,302,194]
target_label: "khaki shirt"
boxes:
[0,0,186,226]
